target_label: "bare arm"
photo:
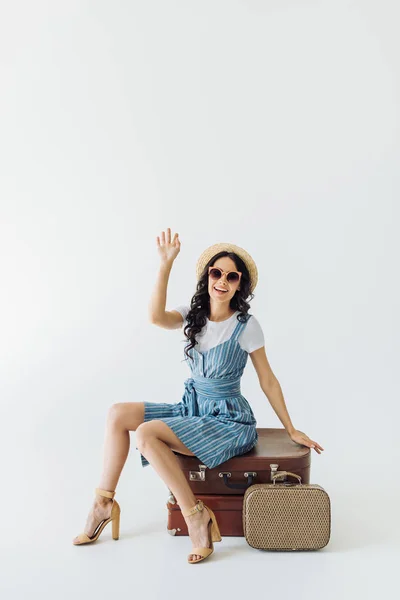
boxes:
[148,263,183,329]
[148,228,183,330]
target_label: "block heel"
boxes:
[111,504,120,540]
[73,488,121,545]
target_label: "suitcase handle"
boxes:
[219,471,257,489]
[271,470,302,485]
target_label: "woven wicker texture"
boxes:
[243,483,331,550]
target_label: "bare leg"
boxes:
[137,433,197,511]
[136,424,215,562]
[73,402,145,544]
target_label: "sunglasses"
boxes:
[208,266,242,284]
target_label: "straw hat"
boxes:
[196,242,258,294]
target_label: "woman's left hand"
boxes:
[289,430,324,454]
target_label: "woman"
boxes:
[73,228,324,563]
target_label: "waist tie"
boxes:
[183,375,241,402]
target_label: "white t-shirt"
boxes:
[173,305,265,354]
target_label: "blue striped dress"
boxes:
[137,314,258,469]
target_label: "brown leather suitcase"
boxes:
[166,428,311,536]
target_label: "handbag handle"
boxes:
[271,470,303,485]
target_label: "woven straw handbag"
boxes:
[242,470,331,550]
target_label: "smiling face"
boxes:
[208,257,241,305]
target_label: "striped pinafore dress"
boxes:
[138,314,258,470]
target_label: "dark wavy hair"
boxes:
[183,251,255,362]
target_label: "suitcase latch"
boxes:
[270,463,287,482]
[189,464,207,481]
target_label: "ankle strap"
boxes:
[95,488,115,499]
[182,499,204,517]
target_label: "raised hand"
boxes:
[156,228,181,265]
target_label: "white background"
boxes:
[0,1,398,598]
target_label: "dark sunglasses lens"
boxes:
[209,268,222,279]
[227,272,239,283]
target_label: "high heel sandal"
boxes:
[73,488,121,545]
[182,499,222,564]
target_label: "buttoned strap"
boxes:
[182,499,204,517]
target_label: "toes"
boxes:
[189,554,200,561]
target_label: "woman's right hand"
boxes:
[156,228,181,265]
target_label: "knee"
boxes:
[135,422,155,452]
[107,403,126,428]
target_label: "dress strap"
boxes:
[231,314,252,341]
